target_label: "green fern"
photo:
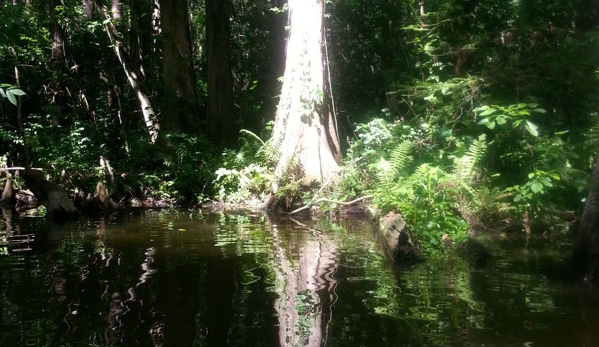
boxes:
[390,140,412,177]
[454,135,486,183]
[256,137,281,167]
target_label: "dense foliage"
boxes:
[1,0,598,252]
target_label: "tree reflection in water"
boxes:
[271,218,339,347]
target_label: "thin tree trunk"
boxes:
[93,0,160,144]
[206,0,236,148]
[159,0,201,134]
[271,0,341,189]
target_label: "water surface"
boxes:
[0,209,597,347]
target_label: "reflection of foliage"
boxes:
[0,211,573,347]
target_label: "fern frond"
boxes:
[239,129,265,146]
[389,140,412,177]
[454,136,486,183]
[256,137,281,167]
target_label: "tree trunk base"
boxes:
[23,170,80,220]
[0,176,16,207]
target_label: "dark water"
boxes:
[0,209,598,347]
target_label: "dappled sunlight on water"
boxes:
[0,209,598,347]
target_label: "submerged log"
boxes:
[377,212,421,262]
[23,170,80,220]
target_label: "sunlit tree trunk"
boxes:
[206,0,236,148]
[93,0,160,144]
[111,0,121,20]
[159,0,201,134]
[271,0,341,188]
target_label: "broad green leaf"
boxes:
[530,181,543,193]
[531,108,546,113]
[525,120,539,137]
[541,179,553,187]
[8,88,25,96]
[496,115,507,125]
[479,108,497,116]
[6,91,16,106]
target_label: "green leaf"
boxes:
[485,120,496,129]
[540,178,553,187]
[530,181,543,193]
[479,108,497,116]
[531,108,546,113]
[495,115,507,125]
[7,88,25,96]
[6,91,17,106]
[525,120,539,137]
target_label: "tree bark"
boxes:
[51,0,65,67]
[271,0,341,189]
[82,0,94,19]
[0,175,16,207]
[206,0,236,148]
[92,0,160,144]
[264,0,289,135]
[24,170,80,220]
[111,0,121,20]
[159,0,201,134]
[574,150,599,286]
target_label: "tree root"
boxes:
[288,195,373,215]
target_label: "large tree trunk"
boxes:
[206,0,236,149]
[574,151,599,286]
[51,0,65,67]
[159,0,201,134]
[24,170,80,220]
[271,0,341,189]
[93,0,160,144]
[264,0,289,136]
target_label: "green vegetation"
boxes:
[1,0,598,253]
